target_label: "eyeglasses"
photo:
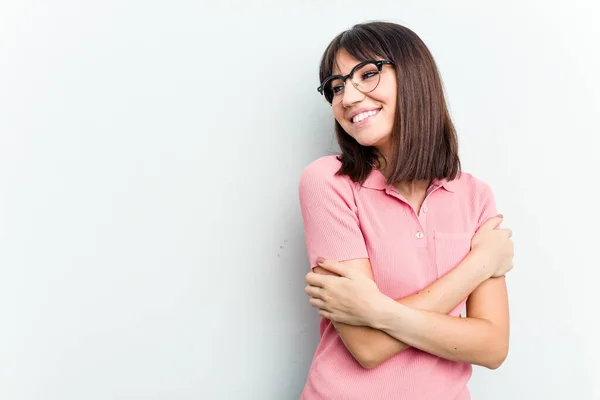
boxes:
[317,60,394,105]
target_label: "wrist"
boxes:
[369,294,406,331]
[467,249,495,281]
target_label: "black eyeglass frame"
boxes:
[317,60,394,103]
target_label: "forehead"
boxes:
[332,49,365,76]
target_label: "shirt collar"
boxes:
[361,167,457,193]
[431,177,457,193]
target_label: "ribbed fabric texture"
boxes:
[298,155,498,400]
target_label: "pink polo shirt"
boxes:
[298,155,498,400]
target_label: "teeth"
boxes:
[352,110,378,123]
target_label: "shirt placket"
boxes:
[384,184,445,248]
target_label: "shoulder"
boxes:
[298,155,356,199]
[300,155,352,187]
[450,172,497,222]
[451,171,494,198]
[301,154,343,178]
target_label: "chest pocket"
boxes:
[433,231,472,278]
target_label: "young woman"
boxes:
[298,22,514,400]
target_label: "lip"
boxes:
[349,108,381,127]
[348,107,382,122]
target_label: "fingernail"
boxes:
[316,257,325,264]
[497,214,503,218]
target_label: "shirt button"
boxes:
[416,231,424,239]
[422,205,428,213]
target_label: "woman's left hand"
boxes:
[305,257,387,326]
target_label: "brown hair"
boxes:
[319,21,461,185]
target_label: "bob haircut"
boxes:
[319,21,461,185]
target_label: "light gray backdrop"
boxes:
[1,1,599,399]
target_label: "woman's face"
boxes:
[331,49,397,157]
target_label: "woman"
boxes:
[298,21,514,400]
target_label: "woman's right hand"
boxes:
[470,215,514,278]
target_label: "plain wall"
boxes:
[1,1,599,399]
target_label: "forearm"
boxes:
[397,251,491,312]
[372,297,508,369]
[331,321,403,368]
[332,251,492,367]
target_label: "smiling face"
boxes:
[331,49,397,159]
[317,22,460,186]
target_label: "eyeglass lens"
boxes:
[323,62,382,105]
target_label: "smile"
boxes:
[352,109,380,125]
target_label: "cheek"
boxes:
[385,108,396,123]
[371,84,397,110]
[333,112,350,128]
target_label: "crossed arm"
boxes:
[298,160,510,370]
[309,253,509,370]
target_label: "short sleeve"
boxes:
[298,158,369,269]
[476,181,499,229]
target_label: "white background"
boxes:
[1,1,599,399]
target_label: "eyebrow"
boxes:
[331,54,381,76]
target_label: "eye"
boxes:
[332,85,345,95]
[361,70,379,80]
[328,78,345,96]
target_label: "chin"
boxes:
[351,132,388,148]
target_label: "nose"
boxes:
[341,80,364,107]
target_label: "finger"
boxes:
[305,284,324,299]
[480,215,503,230]
[306,271,329,287]
[319,309,333,320]
[315,258,347,277]
[309,297,327,309]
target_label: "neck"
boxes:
[377,155,431,197]
[393,180,431,198]
[376,150,431,212]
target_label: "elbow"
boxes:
[353,349,383,369]
[483,343,509,370]
[485,357,506,370]
[355,347,405,369]
[357,355,380,369]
